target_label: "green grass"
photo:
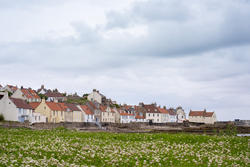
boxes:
[0,128,249,166]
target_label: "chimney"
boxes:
[139,102,144,107]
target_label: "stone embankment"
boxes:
[0,121,249,134]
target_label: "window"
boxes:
[61,111,63,117]
[44,106,46,110]
[157,114,159,117]
[153,114,154,117]
[148,114,150,116]
[53,111,55,116]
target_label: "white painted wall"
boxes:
[11,89,25,100]
[176,108,186,123]
[204,114,217,124]
[101,111,115,123]
[120,115,135,123]
[0,92,19,121]
[135,118,147,122]
[169,115,177,122]
[87,91,102,104]
[30,112,46,123]
[83,113,94,122]
[146,113,161,123]
[73,111,82,122]
[1,86,15,93]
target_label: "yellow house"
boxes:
[32,99,66,123]
[100,105,116,123]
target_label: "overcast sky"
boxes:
[0,0,250,121]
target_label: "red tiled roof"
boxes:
[21,88,40,99]
[29,102,41,110]
[100,105,115,113]
[66,103,81,111]
[123,105,133,110]
[205,112,214,117]
[144,104,160,113]
[80,105,94,115]
[158,107,169,114]
[88,101,97,109]
[189,110,206,117]
[118,109,134,116]
[57,103,68,111]
[7,85,18,92]
[10,98,32,109]
[100,105,107,112]
[135,115,145,119]
[120,112,134,116]
[45,91,64,97]
[46,102,65,111]
[168,109,176,116]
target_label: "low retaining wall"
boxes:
[0,121,249,134]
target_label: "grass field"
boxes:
[0,127,249,166]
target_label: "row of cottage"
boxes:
[0,84,217,124]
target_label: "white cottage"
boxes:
[65,103,82,122]
[158,107,170,123]
[78,105,95,122]
[12,88,41,102]
[145,104,161,123]
[189,110,217,124]
[0,92,34,122]
[119,110,135,123]
[100,105,115,123]
[168,109,177,122]
[1,85,18,93]
[87,89,106,104]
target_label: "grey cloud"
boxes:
[0,0,250,120]
[106,0,190,29]
[105,0,250,57]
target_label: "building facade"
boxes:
[87,89,106,104]
[12,88,41,102]
[189,110,216,124]
[176,106,186,123]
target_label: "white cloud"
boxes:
[0,0,250,120]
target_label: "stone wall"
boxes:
[0,121,249,134]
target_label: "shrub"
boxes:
[0,114,4,121]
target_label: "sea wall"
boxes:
[0,121,249,134]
